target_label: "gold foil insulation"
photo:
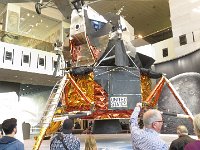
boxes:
[140,74,152,103]
[64,73,94,111]
[63,73,134,119]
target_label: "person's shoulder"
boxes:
[8,139,24,150]
[171,137,180,143]
[15,139,24,146]
[157,138,168,149]
[63,133,80,141]
[156,139,168,150]
[184,140,200,149]
[73,134,80,142]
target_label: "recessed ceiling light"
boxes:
[32,15,35,18]
[27,13,30,16]
[46,25,49,28]
[138,34,143,38]
[14,76,18,78]
[20,18,25,21]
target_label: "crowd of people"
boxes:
[0,103,200,150]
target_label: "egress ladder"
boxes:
[33,74,68,150]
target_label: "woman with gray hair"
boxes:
[184,113,200,150]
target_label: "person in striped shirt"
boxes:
[130,103,168,150]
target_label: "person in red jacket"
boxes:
[184,113,200,150]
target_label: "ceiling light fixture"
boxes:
[20,18,25,21]
[138,34,143,39]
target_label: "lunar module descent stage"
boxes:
[33,1,194,149]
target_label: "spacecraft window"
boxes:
[91,20,105,31]
[75,24,80,30]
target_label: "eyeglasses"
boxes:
[154,120,164,123]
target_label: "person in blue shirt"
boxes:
[0,118,24,150]
[130,103,168,150]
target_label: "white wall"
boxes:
[153,38,175,64]
[169,0,200,57]
[0,92,24,142]
[136,44,155,59]
[0,42,64,76]
[19,90,50,126]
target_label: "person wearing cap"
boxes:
[0,118,24,150]
[169,125,195,150]
[130,103,168,150]
[50,118,80,150]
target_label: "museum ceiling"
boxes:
[0,0,171,86]
[0,0,171,39]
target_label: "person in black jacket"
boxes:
[169,125,195,150]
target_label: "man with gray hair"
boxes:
[169,125,195,150]
[130,103,168,150]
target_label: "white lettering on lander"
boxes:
[110,97,127,108]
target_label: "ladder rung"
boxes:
[48,102,58,106]
[51,92,62,95]
[47,98,59,101]
[43,109,56,112]
[40,122,50,125]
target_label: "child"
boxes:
[85,135,97,150]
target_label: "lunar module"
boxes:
[33,1,193,149]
